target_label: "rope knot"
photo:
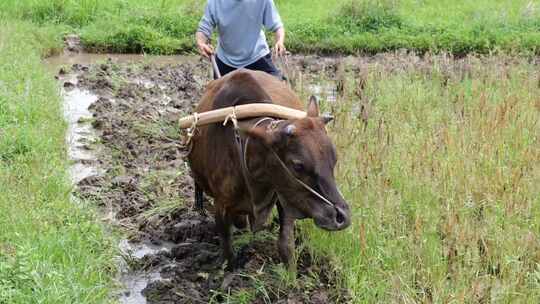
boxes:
[267,119,282,132]
[223,106,239,129]
[185,112,199,145]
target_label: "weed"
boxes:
[209,287,257,304]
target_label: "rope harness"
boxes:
[179,112,199,157]
[186,112,199,144]
[222,106,239,129]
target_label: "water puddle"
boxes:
[119,239,174,259]
[62,75,103,184]
[119,272,162,304]
[117,240,174,304]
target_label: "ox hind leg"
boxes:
[194,182,205,215]
[215,204,235,270]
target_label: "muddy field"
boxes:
[55,48,533,303]
[56,54,352,303]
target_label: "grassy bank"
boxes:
[300,55,540,302]
[1,0,540,55]
[0,21,116,303]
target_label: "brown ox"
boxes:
[187,69,351,269]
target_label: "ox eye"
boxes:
[292,161,304,172]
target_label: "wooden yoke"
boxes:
[178,103,307,129]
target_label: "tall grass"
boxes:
[334,0,402,32]
[301,54,540,302]
[0,21,116,303]
[1,0,540,54]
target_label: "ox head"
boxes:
[244,96,351,231]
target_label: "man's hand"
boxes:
[198,42,214,58]
[196,32,214,58]
[273,27,286,57]
[274,41,286,57]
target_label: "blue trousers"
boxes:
[214,53,283,80]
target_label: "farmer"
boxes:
[195,0,286,79]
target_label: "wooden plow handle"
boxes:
[178,103,306,129]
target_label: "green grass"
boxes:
[0,21,117,303]
[298,55,540,302]
[1,0,540,55]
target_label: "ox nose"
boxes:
[334,206,350,229]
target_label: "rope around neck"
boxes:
[269,149,335,208]
[241,118,336,208]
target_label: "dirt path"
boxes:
[57,56,349,303]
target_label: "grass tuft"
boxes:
[334,0,403,32]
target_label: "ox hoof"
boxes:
[232,214,248,230]
[219,255,238,272]
[224,260,237,272]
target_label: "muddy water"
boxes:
[62,78,104,183]
[49,52,349,304]
[118,240,174,304]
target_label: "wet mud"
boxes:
[56,55,350,303]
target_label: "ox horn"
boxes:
[178,104,307,129]
[321,114,334,124]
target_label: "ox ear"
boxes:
[307,95,319,117]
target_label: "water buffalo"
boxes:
[187,69,351,269]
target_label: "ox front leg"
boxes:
[215,206,235,271]
[277,203,296,270]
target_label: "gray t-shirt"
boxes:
[197,0,283,68]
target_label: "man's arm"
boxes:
[196,32,214,58]
[196,1,216,58]
[263,0,286,56]
[274,27,286,56]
